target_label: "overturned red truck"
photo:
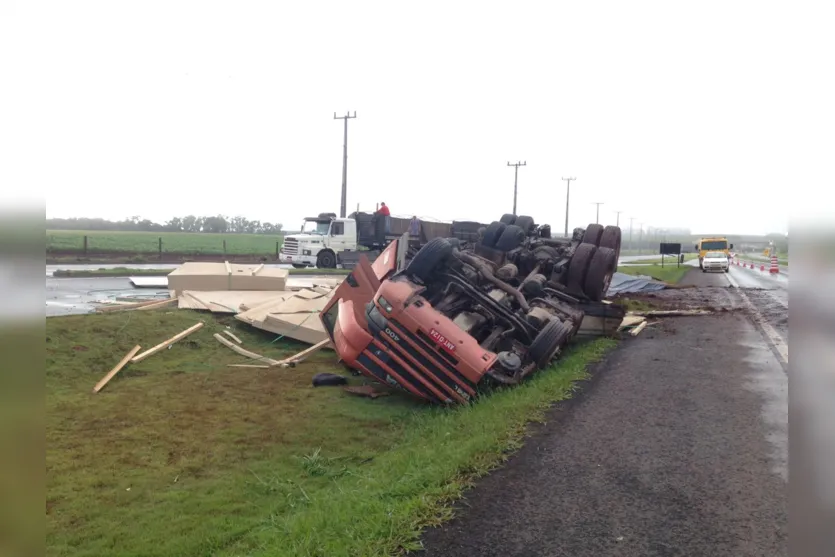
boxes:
[319,214,623,404]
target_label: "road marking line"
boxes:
[725,268,788,364]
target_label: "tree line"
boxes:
[46,215,284,234]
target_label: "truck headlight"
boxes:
[377,296,393,313]
[303,249,311,256]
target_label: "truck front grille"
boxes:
[362,310,477,403]
[283,238,299,255]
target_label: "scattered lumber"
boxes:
[269,338,332,368]
[93,345,142,393]
[222,330,243,344]
[213,333,280,365]
[630,321,649,336]
[131,322,204,363]
[135,297,179,311]
[228,364,270,369]
[632,309,712,317]
[96,298,171,312]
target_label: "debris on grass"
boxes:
[131,322,205,363]
[93,345,142,393]
[222,329,243,344]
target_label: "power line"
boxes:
[334,111,357,218]
[591,202,604,224]
[561,177,576,237]
[507,161,526,214]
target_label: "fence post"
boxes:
[158,237,163,260]
[223,239,227,255]
[83,235,88,255]
[275,241,279,259]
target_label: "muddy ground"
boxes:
[420,269,789,556]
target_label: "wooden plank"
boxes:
[135,297,179,311]
[213,333,279,365]
[270,338,332,367]
[131,322,204,363]
[632,310,712,317]
[228,364,270,369]
[96,298,170,312]
[630,321,649,336]
[93,345,142,393]
[222,330,243,344]
[250,263,265,276]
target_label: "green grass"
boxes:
[47,230,284,255]
[51,267,352,278]
[47,311,615,557]
[627,253,699,265]
[617,263,691,284]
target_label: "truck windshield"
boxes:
[302,220,331,234]
[701,241,727,250]
[706,252,726,258]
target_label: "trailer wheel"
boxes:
[581,223,604,246]
[499,213,516,225]
[528,318,571,369]
[316,250,337,269]
[514,215,535,234]
[405,238,453,282]
[599,226,622,261]
[583,246,617,302]
[482,221,507,248]
[495,224,526,252]
[566,243,597,296]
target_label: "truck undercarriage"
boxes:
[320,214,623,404]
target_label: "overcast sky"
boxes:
[3,1,832,235]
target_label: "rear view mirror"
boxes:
[729,243,734,249]
[694,245,699,251]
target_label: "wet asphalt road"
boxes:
[420,265,788,556]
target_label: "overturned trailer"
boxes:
[319,214,623,404]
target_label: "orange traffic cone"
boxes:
[769,255,779,274]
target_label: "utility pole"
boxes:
[508,161,526,214]
[614,210,623,228]
[561,177,576,237]
[628,217,636,251]
[334,111,356,218]
[592,202,604,224]
[638,222,644,255]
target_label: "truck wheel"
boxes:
[528,318,571,369]
[499,213,516,225]
[566,243,597,296]
[583,247,617,302]
[581,223,604,246]
[481,221,507,248]
[292,264,307,269]
[494,224,526,252]
[514,215,535,234]
[599,226,622,261]
[406,238,453,282]
[316,250,337,269]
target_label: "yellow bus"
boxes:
[695,237,733,269]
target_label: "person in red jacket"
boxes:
[376,202,391,233]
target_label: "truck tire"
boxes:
[599,226,622,261]
[316,250,337,269]
[292,264,307,269]
[495,224,526,252]
[581,223,604,246]
[405,238,453,282]
[499,213,516,225]
[481,221,507,248]
[528,318,571,369]
[566,243,597,296]
[583,246,617,302]
[514,215,535,234]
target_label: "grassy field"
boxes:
[626,253,699,265]
[51,267,352,278]
[47,230,284,255]
[47,310,615,557]
[617,263,691,284]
